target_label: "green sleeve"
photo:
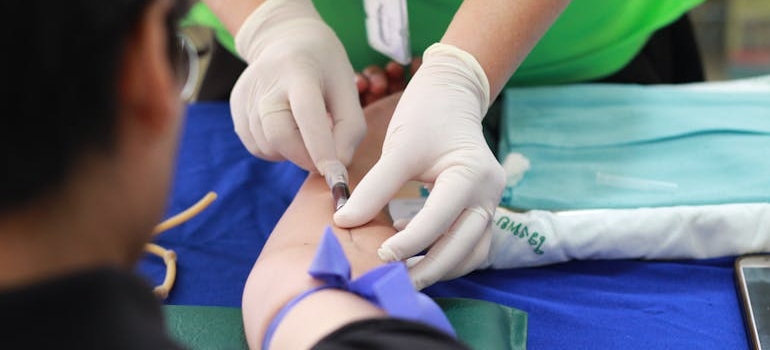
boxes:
[181,2,236,58]
[183,0,704,86]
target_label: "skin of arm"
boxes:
[442,0,571,98]
[241,94,403,349]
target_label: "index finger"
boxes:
[333,154,413,228]
[289,75,338,173]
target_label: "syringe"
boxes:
[323,162,350,211]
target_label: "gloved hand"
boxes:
[230,0,366,175]
[334,43,506,290]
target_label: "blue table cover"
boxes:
[139,102,748,349]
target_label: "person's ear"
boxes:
[118,0,179,132]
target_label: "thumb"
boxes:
[288,75,338,172]
[334,155,411,227]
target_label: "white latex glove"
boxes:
[334,43,506,290]
[230,0,365,175]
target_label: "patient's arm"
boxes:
[242,94,402,349]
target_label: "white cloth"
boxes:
[484,203,770,269]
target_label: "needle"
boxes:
[323,162,350,211]
[331,182,350,211]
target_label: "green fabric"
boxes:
[165,305,248,349]
[163,297,527,350]
[183,3,236,57]
[437,298,528,350]
[184,0,703,86]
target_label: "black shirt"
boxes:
[313,318,471,350]
[0,268,183,350]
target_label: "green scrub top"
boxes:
[185,0,704,86]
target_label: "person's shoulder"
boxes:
[0,268,185,350]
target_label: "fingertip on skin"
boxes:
[332,207,368,228]
[332,210,353,227]
[338,155,411,230]
[377,246,399,262]
[392,218,410,231]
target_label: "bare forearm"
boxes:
[242,95,401,349]
[242,176,393,349]
[442,0,571,98]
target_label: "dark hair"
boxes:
[0,0,188,213]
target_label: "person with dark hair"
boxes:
[0,0,471,348]
[0,0,189,348]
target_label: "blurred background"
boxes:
[690,0,770,80]
[180,0,770,101]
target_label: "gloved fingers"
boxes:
[404,255,423,269]
[334,154,413,227]
[378,167,474,262]
[393,217,411,231]
[259,107,315,171]
[403,224,490,278]
[331,114,365,168]
[438,224,492,279]
[408,207,490,290]
[288,76,338,174]
[230,86,260,156]
[230,67,283,162]
[327,77,366,167]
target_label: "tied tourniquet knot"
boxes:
[262,226,455,349]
